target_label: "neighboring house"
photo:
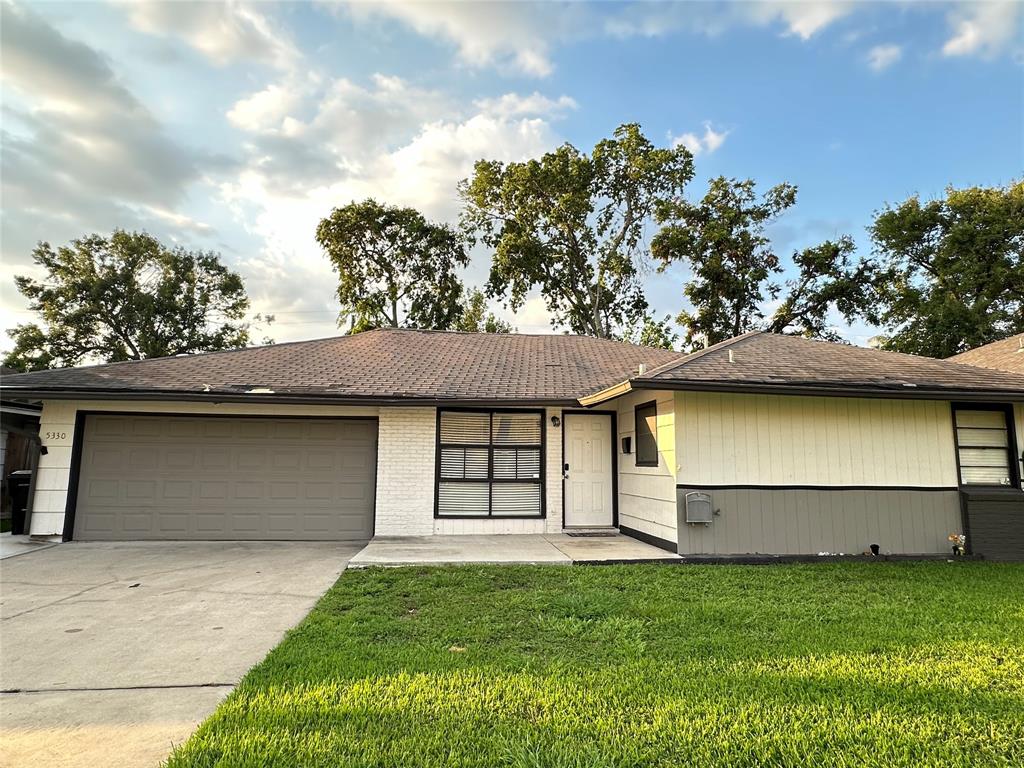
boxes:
[0,366,42,531]
[946,333,1024,558]
[1,329,1022,559]
[949,332,1024,375]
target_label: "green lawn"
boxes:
[167,562,1023,767]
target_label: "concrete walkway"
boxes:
[349,532,679,567]
[0,541,360,768]
[0,533,58,560]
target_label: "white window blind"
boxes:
[954,409,1013,486]
[437,411,544,517]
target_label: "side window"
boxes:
[635,401,658,467]
[953,407,1015,486]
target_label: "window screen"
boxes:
[635,401,658,467]
[437,410,544,517]
[954,408,1014,486]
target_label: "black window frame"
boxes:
[634,400,659,467]
[434,408,546,519]
[951,402,1020,488]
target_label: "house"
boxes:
[2,329,1022,559]
[949,332,1024,374]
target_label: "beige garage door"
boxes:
[73,414,377,541]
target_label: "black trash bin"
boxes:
[8,470,33,535]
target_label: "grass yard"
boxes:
[167,562,1023,767]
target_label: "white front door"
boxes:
[563,413,614,527]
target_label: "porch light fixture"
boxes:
[550,415,561,427]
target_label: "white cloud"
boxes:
[227,83,301,132]
[216,72,567,338]
[755,1,855,40]
[474,92,577,119]
[671,122,729,156]
[942,2,1021,58]
[604,1,854,41]
[867,43,902,71]
[122,0,297,69]
[339,0,587,77]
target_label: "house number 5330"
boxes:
[45,431,67,440]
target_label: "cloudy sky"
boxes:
[1,1,1021,349]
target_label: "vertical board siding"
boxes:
[675,391,959,487]
[676,487,962,555]
[615,390,677,542]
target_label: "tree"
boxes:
[455,287,513,333]
[654,177,870,350]
[653,177,797,348]
[316,199,469,332]
[866,181,1024,358]
[767,237,876,341]
[621,313,679,350]
[460,123,694,338]
[4,231,258,372]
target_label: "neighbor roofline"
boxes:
[0,388,581,408]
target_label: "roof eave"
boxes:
[0,388,580,408]
[578,379,633,406]
[629,378,1024,402]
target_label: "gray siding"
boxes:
[964,489,1024,561]
[676,487,961,555]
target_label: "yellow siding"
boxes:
[614,389,677,541]
[675,391,959,488]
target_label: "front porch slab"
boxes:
[348,533,678,567]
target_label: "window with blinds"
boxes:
[953,407,1015,486]
[436,410,544,517]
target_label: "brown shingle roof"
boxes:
[0,329,681,404]
[948,333,1024,375]
[625,332,1024,399]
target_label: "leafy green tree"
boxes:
[455,287,513,333]
[767,236,876,341]
[4,231,258,372]
[460,123,694,338]
[653,177,797,348]
[621,313,679,350]
[654,177,871,350]
[316,199,469,332]
[866,181,1024,358]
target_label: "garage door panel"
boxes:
[74,416,377,541]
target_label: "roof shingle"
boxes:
[0,329,681,404]
[949,333,1024,375]
[632,332,1024,397]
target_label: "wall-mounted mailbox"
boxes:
[684,492,713,524]
[621,436,632,454]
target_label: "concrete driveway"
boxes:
[0,541,360,768]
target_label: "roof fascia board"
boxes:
[628,379,1024,402]
[0,389,579,408]
[577,380,633,406]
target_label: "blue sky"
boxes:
[1,1,1021,349]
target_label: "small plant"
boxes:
[948,533,966,556]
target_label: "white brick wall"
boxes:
[374,407,436,536]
